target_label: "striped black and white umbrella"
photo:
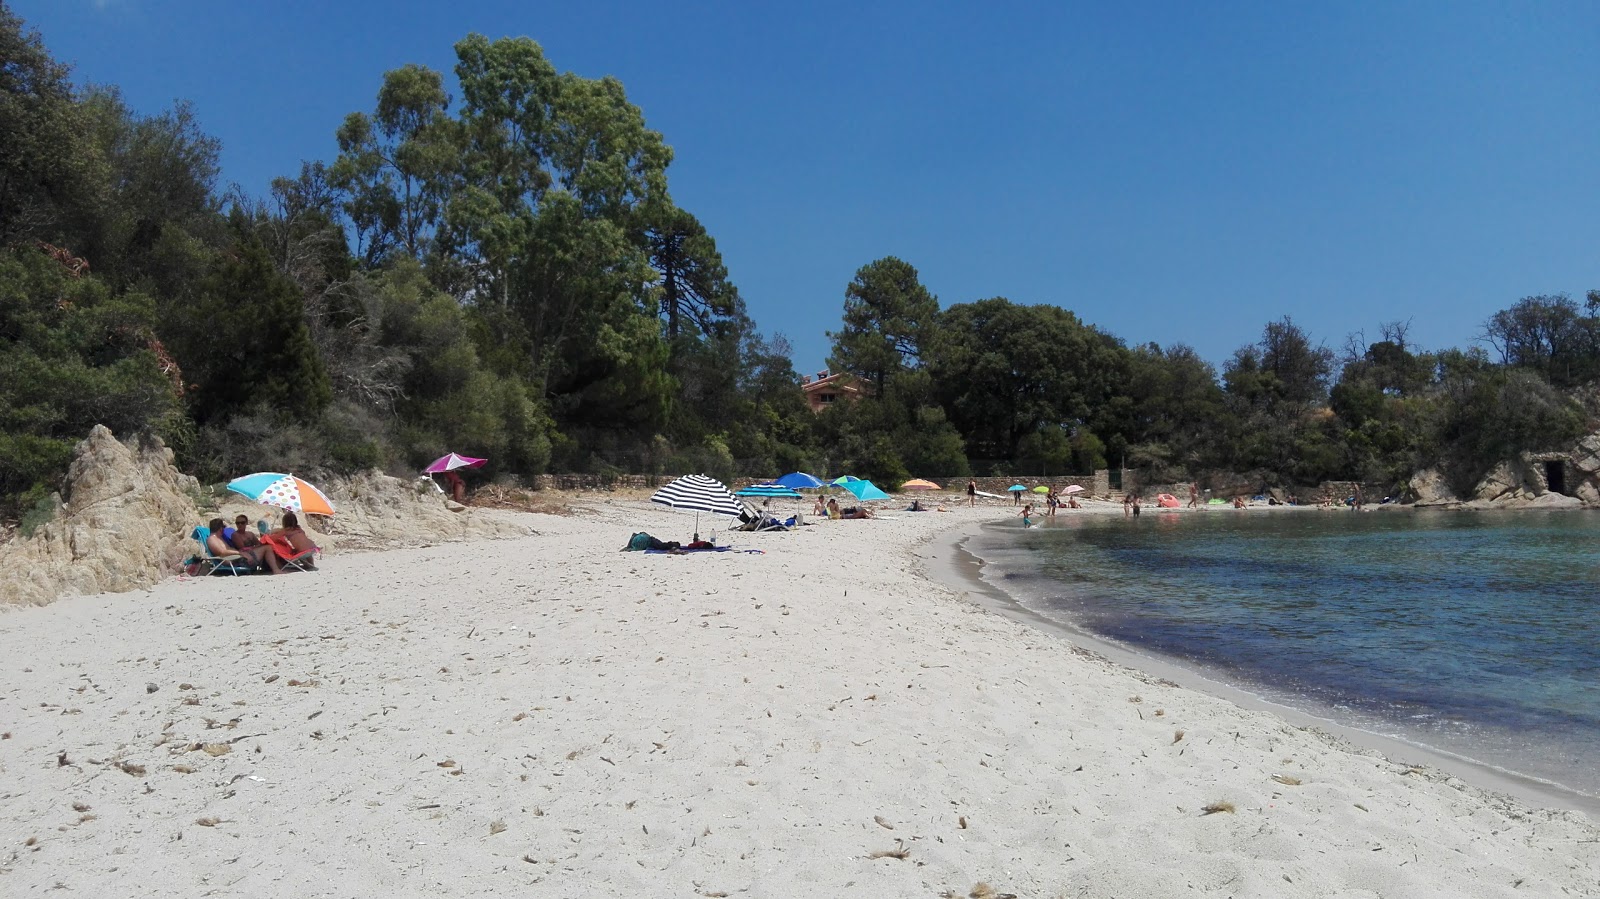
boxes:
[650,474,748,522]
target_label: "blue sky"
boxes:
[14,0,1600,376]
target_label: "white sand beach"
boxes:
[2,497,1597,897]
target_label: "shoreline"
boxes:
[919,519,1600,820]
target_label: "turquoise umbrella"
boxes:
[1007,484,1027,493]
[841,479,892,502]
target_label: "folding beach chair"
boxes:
[260,532,320,573]
[190,526,255,576]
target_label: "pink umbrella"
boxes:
[423,453,487,474]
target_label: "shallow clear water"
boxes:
[965,509,1600,798]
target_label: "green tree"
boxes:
[331,63,456,264]
[169,236,331,427]
[827,256,939,397]
[0,6,99,249]
[929,298,1122,462]
[0,247,181,502]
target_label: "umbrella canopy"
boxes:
[736,483,802,498]
[830,475,863,485]
[841,479,892,502]
[650,474,747,519]
[423,452,487,474]
[773,471,827,490]
[1032,486,1051,494]
[1007,484,1028,492]
[901,478,941,490]
[226,472,336,516]
[1063,484,1085,495]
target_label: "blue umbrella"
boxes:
[830,475,863,485]
[736,483,803,498]
[774,471,827,490]
[841,479,892,502]
[1007,484,1028,493]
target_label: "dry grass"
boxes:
[1200,801,1236,816]
[200,743,231,757]
[1271,774,1302,786]
[71,802,90,813]
[116,760,146,776]
[195,817,221,827]
[867,839,910,860]
[874,815,894,830]
[489,819,506,836]
[172,764,196,774]
[1172,730,1186,744]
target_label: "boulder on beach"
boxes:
[0,426,201,608]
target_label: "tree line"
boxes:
[1,8,1591,524]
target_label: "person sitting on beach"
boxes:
[813,495,827,517]
[905,499,926,512]
[826,498,842,520]
[227,514,261,551]
[1067,495,1081,509]
[206,517,260,569]
[256,511,318,574]
[1233,495,1247,509]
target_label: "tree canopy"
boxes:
[1,8,1595,518]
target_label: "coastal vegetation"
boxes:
[0,8,1592,517]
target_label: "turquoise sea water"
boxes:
[964,509,1600,800]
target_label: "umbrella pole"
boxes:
[694,510,701,543]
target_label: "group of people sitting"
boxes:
[812,496,872,520]
[204,512,317,574]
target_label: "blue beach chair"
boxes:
[190,525,255,576]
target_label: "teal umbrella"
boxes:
[841,479,892,502]
[1007,484,1027,492]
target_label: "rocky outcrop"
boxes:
[1407,468,1460,507]
[317,470,532,550]
[0,431,534,610]
[0,426,201,608]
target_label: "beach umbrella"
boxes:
[841,479,892,502]
[1032,485,1051,494]
[1063,484,1085,495]
[736,483,803,498]
[901,478,942,490]
[651,474,748,537]
[1007,484,1028,493]
[422,452,487,474]
[226,472,336,516]
[830,475,862,485]
[774,471,827,490]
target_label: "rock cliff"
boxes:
[0,426,201,607]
